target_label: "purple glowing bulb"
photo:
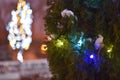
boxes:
[90,54,94,59]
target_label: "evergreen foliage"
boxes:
[44,0,120,80]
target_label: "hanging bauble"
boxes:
[61,9,74,17]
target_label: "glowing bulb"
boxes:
[56,39,64,47]
[78,39,82,45]
[24,46,29,50]
[107,49,112,53]
[41,44,48,51]
[90,54,94,59]
[9,40,16,46]
[17,49,23,62]
[107,45,113,53]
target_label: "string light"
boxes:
[6,0,33,62]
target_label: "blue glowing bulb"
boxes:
[90,54,94,59]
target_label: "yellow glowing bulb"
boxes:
[24,46,29,50]
[17,3,21,10]
[56,39,64,47]
[107,49,112,53]
[107,45,113,53]
[41,44,48,51]
[22,1,26,7]
[9,40,16,46]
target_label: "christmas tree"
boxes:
[44,0,120,80]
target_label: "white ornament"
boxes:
[94,34,104,50]
[61,9,74,17]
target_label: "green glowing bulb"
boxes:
[56,39,64,47]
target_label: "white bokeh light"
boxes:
[90,54,94,59]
